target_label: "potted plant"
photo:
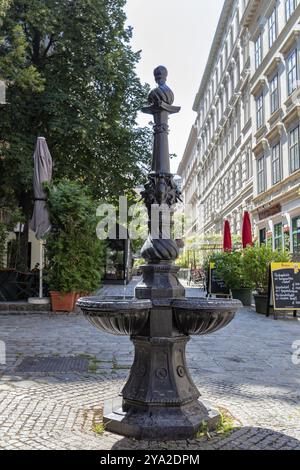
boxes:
[214,250,253,306]
[44,179,105,312]
[242,244,290,314]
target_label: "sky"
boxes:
[124,0,225,173]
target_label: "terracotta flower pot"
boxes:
[50,291,76,312]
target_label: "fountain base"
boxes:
[103,397,220,440]
[78,296,240,440]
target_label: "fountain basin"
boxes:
[77,297,151,336]
[77,296,240,338]
[172,298,240,335]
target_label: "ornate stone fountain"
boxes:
[77,66,240,440]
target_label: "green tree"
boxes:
[44,179,105,293]
[0,0,10,18]
[0,0,151,269]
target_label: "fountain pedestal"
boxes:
[77,66,241,440]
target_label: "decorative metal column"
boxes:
[136,66,184,300]
[77,66,240,440]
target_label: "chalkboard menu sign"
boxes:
[271,262,300,311]
[208,262,229,295]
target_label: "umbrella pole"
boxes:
[28,238,49,305]
[39,239,43,298]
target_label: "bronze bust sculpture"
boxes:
[148,65,174,106]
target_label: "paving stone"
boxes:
[0,283,300,449]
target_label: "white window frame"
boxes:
[270,74,279,114]
[289,125,300,173]
[256,93,264,129]
[268,8,277,49]
[287,49,298,96]
[257,156,266,194]
[255,34,263,69]
[285,0,296,21]
[271,142,281,184]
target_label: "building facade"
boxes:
[244,0,300,256]
[178,0,300,257]
[178,0,253,239]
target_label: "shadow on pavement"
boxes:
[110,426,300,450]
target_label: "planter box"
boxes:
[253,294,268,314]
[50,291,76,312]
[231,288,252,306]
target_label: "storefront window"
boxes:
[259,228,266,245]
[274,223,283,251]
[292,216,300,254]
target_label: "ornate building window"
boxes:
[236,162,242,190]
[231,169,236,196]
[270,74,279,114]
[285,0,297,21]
[243,87,251,125]
[255,34,263,69]
[225,41,228,62]
[235,54,240,82]
[257,155,266,194]
[256,93,264,129]
[287,49,298,95]
[230,27,234,51]
[289,125,300,173]
[220,136,224,161]
[271,142,282,184]
[225,81,229,106]
[224,177,228,202]
[268,8,277,49]
[246,148,253,180]
[225,127,229,155]
[220,91,224,115]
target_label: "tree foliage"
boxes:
[44,179,105,293]
[0,0,152,215]
[0,0,11,19]
[242,244,290,294]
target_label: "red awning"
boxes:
[223,220,232,252]
[242,211,253,249]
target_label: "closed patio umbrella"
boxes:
[242,211,253,249]
[29,137,52,300]
[223,220,232,252]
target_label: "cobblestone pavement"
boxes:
[0,284,300,450]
